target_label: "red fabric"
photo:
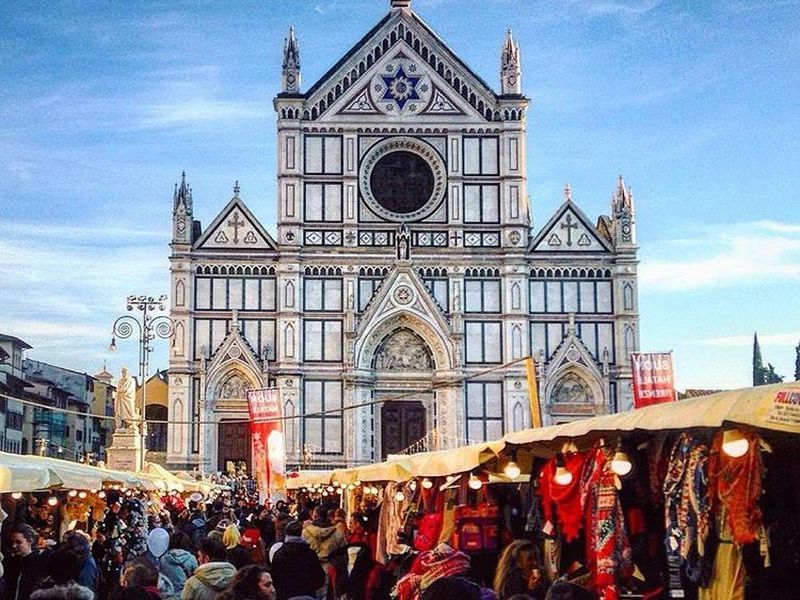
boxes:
[452,503,500,552]
[539,451,591,542]
[414,512,443,551]
[584,447,632,599]
[417,545,471,590]
[710,430,763,545]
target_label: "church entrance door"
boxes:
[217,420,251,474]
[381,401,426,459]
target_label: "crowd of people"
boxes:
[0,484,596,600]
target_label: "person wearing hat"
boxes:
[270,520,325,600]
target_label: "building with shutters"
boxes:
[166,0,640,471]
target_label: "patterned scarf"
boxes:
[663,433,713,583]
[418,544,471,590]
[539,451,591,542]
[710,430,763,545]
[584,447,632,600]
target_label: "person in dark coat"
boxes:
[61,530,100,593]
[3,523,47,600]
[182,503,208,552]
[271,521,325,600]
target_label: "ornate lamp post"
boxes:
[109,295,174,468]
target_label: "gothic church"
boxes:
[167,0,640,471]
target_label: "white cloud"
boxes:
[695,332,800,347]
[640,220,800,291]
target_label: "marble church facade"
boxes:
[166,0,640,471]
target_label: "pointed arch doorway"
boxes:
[372,328,434,459]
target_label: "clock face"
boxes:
[369,151,435,215]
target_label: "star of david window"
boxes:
[381,67,421,110]
[359,137,447,222]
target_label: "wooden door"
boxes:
[381,401,426,458]
[217,420,251,474]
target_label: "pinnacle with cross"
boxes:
[233,180,241,197]
[228,211,246,243]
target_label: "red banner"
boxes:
[631,352,676,408]
[246,388,286,502]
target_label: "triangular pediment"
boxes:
[356,265,451,340]
[545,325,602,382]
[206,317,265,385]
[299,10,505,123]
[194,195,277,252]
[529,200,612,253]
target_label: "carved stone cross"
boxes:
[227,211,245,243]
[560,214,578,246]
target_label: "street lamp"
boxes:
[109,294,174,468]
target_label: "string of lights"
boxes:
[0,356,532,426]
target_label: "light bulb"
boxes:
[611,455,633,476]
[394,490,406,502]
[78,491,88,499]
[554,466,573,486]
[354,480,361,486]
[322,491,329,497]
[68,490,78,497]
[468,474,483,490]
[47,496,58,506]
[503,461,521,479]
[326,486,334,493]
[421,478,433,490]
[11,492,22,500]
[409,481,417,491]
[98,491,106,499]
[722,429,749,458]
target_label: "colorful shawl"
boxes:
[584,447,632,600]
[539,450,591,542]
[710,430,763,545]
[663,433,713,583]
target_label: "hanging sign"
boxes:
[246,388,286,503]
[630,352,676,408]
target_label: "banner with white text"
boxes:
[631,352,676,408]
[246,388,286,503]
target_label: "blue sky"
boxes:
[1,0,798,389]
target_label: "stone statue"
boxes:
[115,367,139,431]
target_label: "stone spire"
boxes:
[611,175,636,246]
[172,171,193,244]
[282,26,301,93]
[500,28,521,95]
[390,0,412,11]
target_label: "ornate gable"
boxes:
[205,313,266,398]
[294,10,514,123]
[194,187,278,252]
[529,191,612,253]
[353,265,457,371]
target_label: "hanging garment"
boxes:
[709,431,763,546]
[376,482,411,564]
[698,511,745,600]
[539,450,591,542]
[663,433,714,584]
[584,447,633,600]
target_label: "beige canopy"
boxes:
[504,382,800,456]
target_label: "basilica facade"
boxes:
[166,0,640,471]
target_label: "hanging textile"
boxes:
[376,482,411,564]
[663,433,714,585]
[698,509,745,600]
[539,450,591,542]
[584,447,632,600]
[709,431,763,546]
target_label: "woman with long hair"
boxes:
[218,565,276,600]
[493,540,546,600]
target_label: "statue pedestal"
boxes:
[106,428,145,472]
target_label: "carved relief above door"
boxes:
[372,328,434,371]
